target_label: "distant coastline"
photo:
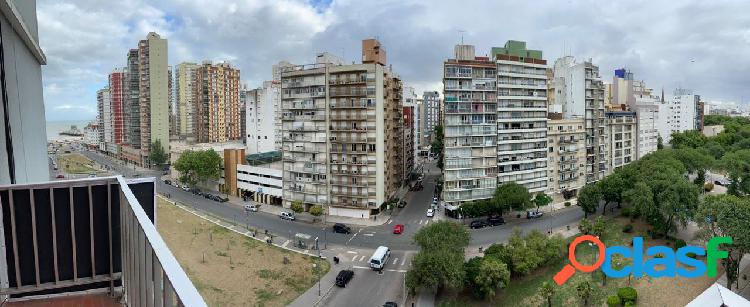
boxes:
[46,120,94,142]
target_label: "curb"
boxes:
[158,195,327,259]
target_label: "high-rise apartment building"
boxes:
[138,32,169,165]
[611,68,660,159]
[547,117,586,199]
[493,41,549,193]
[605,111,637,171]
[97,87,112,151]
[109,69,126,154]
[194,61,242,143]
[176,62,198,139]
[422,91,440,147]
[245,82,278,154]
[124,49,140,150]
[550,56,606,183]
[403,88,417,180]
[280,39,403,218]
[443,44,498,205]
[658,88,701,144]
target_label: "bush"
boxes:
[622,224,633,233]
[620,207,631,217]
[564,201,571,207]
[675,239,687,249]
[623,302,635,307]
[704,182,714,192]
[309,205,324,216]
[607,295,622,307]
[290,201,304,214]
[617,287,638,304]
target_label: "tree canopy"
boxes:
[173,149,222,187]
[148,139,168,167]
[493,182,532,215]
[696,195,750,290]
[406,221,470,294]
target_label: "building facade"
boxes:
[194,61,242,143]
[494,41,549,193]
[658,88,701,143]
[442,44,498,205]
[280,39,403,218]
[97,87,111,152]
[547,117,586,200]
[550,56,607,183]
[175,62,198,139]
[83,122,100,149]
[421,91,440,147]
[108,69,126,155]
[244,81,278,154]
[605,111,637,171]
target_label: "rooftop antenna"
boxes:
[458,30,466,45]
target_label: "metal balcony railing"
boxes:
[0,176,206,306]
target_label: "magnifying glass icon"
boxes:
[553,234,606,285]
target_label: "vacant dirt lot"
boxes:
[156,199,329,306]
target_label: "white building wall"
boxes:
[236,164,283,197]
[633,98,659,158]
[245,83,277,154]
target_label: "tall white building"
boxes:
[610,68,661,159]
[604,111,637,172]
[244,82,278,154]
[550,56,607,183]
[658,88,701,143]
[403,86,419,169]
[421,91,440,147]
[97,87,112,152]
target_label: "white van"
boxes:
[369,246,391,270]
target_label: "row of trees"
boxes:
[406,221,470,294]
[460,183,551,218]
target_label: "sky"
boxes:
[38,0,750,121]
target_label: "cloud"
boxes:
[38,0,750,121]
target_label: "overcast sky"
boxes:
[38,0,750,121]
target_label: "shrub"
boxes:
[290,201,304,213]
[309,205,324,216]
[623,302,635,307]
[704,182,714,192]
[622,224,633,233]
[607,295,622,307]
[675,239,687,249]
[617,287,637,304]
[620,207,631,217]
[564,201,571,207]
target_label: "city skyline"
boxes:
[40,0,750,121]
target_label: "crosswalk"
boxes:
[337,249,413,271]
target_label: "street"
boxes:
[74,149,588,307]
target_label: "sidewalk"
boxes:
[717,253,750,300]
[288,249,338,307]
[464,217,581,260]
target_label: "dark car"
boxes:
[487,215,505,226]
[397,200,407,208]
[164,179,171,185]
[335,270,354,287]
[470,220,487,229]
[383,302,398,307]
[333,223,351,234]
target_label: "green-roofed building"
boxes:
[491,40,543,60]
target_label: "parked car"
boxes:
[244,204,258,212]
[397,200,407,208]
[487,215,505,226]
[335,270,354,287]
[470,220,487,229]
[164,179,172,185]
[181,185,190,192]
[526,210,544,219]
[280,211,295,220]
[393,224,404,234]
[333,223,351,234]
[714,178,731,186]
[383,302,398,307]
[426,208,435,217]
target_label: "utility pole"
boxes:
[316,237,321,296]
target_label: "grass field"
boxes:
[156,199,330,306]
[57,153,100,174]
[438,216,720,307]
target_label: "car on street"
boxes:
[526,210,544,219]
[714,178,731,186]
[280,211,295,220]
[383,302,397,307]
[487,215,505,226]
[426,208,435,217]
[333,223,351,234]
[335,269,354,287]
[393,224,404,234]
[244,204,258,212]
[397,200,406,208]
[164,179,171,185]
[181,185,190,192]
[470,220,487,229]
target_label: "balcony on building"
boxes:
[0,177,206,306]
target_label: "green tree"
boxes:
[577,184,601,218]
[290,201,304,213]
[539,281,555,307]
[493,182,532,216]
[654,179,700,236]
[720,149,750,196]
[623,182,653,219]
[309,205,324,216]
[670,130,708,149]
[148,139,168,167]
[533,193,553,211]
[407,221,469,294]
[472,257,510,300]
[576,280,593,306]
[657,135,664,150]
[431,125,444,170]
[696,195,750,290]
[173,149,222,187]
[598,173,625,215]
